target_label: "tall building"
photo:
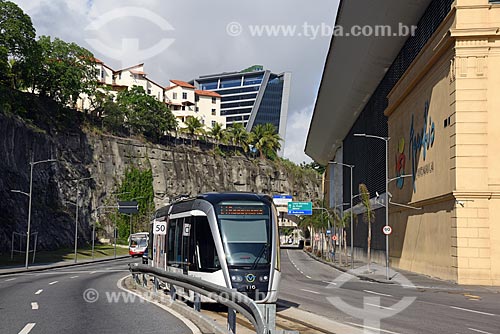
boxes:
[191,66,291,154]
[306,0,500,286]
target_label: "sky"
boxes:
[15,0,340,164]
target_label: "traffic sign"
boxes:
[153,220,167,235]
[118,201,138,214]
[287,201,313,215]
[273,194,293,206]
[326,230,331,235]
[332,235,338,241]
[382,226,392,235]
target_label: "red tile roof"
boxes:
[195,90,221,98]
[170,80,195,89]
[130,70,146,76]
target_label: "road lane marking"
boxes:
[48,281,58,285]
[345,322,400,334]
[18,323,36,334]
[450,306,496,317]
[70,276,79,279]
[366,303,395,311]
[5,278,17,282]
[305,275,312,279]
[363,289,393,297]
[90,271,96,274]
[468,328,493,334]
[35,289,43,295]
[300,289,321,295]
[322,281,337,285]
[31,302,38,310]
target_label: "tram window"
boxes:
[220,219,267,243]
[167,220,176,265]
[195,216,220,272]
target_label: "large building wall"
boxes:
[386,0,500,285]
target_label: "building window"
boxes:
[172,92,177,99]
[212,97,216,104]
[182,106,186,111]
[195,107,199,112]
[211,121,216,127]
[182,92,188,99]
[147,89,151,94]
[195,95,199,102]
[211,109,216,116]
[118,73,122,80]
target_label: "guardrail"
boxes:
[128,263,269,334]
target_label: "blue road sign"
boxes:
[287,201,313,215]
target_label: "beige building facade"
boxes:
[386,0,500,285]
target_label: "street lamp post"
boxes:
[354,133,390,280]
[12,154,57,269]
[73,177,94,263]
[329,161,355,269]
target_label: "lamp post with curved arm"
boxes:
[12,155,57,269]
[354,133,390,280]
[329,161,355,269]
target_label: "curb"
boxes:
[302,250,394,284]
[0,255,130,276]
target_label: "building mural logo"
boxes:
[395,138,406,189]
[409,100,435,192]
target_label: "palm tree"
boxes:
[359,183,375,272]
[227,123,250,153]
[182,116,205,146]
[209,122,225,149]
[250,123,282,159]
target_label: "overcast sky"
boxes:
[15,0,339,164]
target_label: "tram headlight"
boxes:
[259,275,269,283]
[231,275,243,283]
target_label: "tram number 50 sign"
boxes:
[382,226,393,235]
[154,220,167,235]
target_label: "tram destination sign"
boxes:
[287,201,313,215]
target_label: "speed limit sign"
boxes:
[382,226,392,235]
[153,220,167,235]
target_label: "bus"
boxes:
[129,232,149,257]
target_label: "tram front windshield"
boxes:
[216,201,271,268]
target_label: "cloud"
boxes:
[14,0,339,165]
[283,105,314,164]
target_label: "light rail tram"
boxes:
[147,192,281,303]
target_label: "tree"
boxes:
[182,116,205,144]
[116,85,176,141]
[33,35,98,106]
[0,0,37,88]
[250,123,282,160]
[209,122,225,148]
[226,123,250,153]
[359,183,375,271]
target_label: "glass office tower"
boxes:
[192,66,291,155]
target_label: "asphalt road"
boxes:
[0,258,193,334]
[279,249,500,334]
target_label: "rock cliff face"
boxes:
[0,113,320,252]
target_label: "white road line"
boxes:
[468,328,493,334]
[363,289,393,297]
[18,323,36,334]
[70,276,78,279]
[31,302,38,310]
[366,303,395,311]
[300,289,321,295]
[322,281,338,285]
[345,322,401,334]
[305,275,312,279]
[450,306,496,317]
[48,281,58,285]
[5,278,16,282]
[35,289,43,295]
[90,271,96,274]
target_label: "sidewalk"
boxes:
[303,250,500,293]
[0,254,130,276]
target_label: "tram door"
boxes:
[168,217,192,273]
